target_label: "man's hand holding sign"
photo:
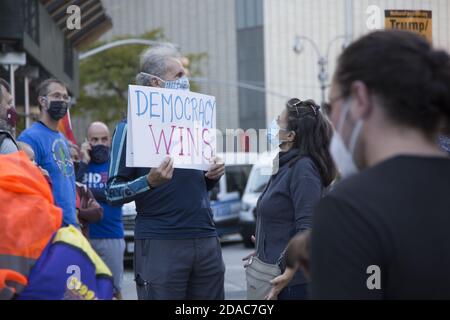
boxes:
[146,155,224,188]
[205,156,225,180]
[146,156,174,187]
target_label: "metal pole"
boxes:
[294,35,322,58]
[294,34,347,105]
[9,64,15,105]
[79,39,292,99]
[24,76,30,128]
[345,0,354,46]
[325,35,348,61]
[190,77,292,100]
[79,39,177,61]
[293,36,325,104]
[318,58,327,105]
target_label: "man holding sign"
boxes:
[106,44,225,300]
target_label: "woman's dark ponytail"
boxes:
[286,99,337,187]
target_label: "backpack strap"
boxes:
[0,131,18,150]
[0,133,7,148]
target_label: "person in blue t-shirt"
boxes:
[79,121,124,299]
[18,78,76,227]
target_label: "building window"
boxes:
[24,0,39,44]
[236,0,263,30]
[64,39,74,78]
[236,0,266,130]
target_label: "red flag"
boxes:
[58,110,77,145]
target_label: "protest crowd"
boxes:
[0,29,450,300]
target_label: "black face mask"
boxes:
[47,100,68,121]
[90,145,110,164]
[73,161,80,172]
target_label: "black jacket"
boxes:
[255,148,323,286]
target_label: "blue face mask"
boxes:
[267,119,290,148]
[163,76,190,91]
[267,119,280,148]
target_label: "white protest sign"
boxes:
[126,85,216,170]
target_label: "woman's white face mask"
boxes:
[267,118,291,150]
[330,99,363,179]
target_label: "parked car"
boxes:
[121,153,255,261]
[210,153,254,237]
[122,201,137,262]
[238,152,274,247]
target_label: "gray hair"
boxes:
[0,78,12,133]
[0,78,10,105]
[136,42,181,85]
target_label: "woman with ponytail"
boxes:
[244,98,336,300]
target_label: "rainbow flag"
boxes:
[58,110,77,145]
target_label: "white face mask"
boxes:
[330,99,363,179]
[139,72,190,91]
[267,118,290,150]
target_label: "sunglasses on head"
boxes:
[288,98,320,117]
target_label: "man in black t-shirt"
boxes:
[308,31,450,299]
[311,156,450,299]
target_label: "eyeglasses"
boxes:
[46,92,71,103]
[287,98,302,116]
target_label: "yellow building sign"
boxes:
[385,10,432,43]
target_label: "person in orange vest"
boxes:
[0,151,113,300]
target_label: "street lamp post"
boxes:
[78,39,180,61]
[293,35,348,105]
[79,39,294,99]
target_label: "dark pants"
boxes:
[278,283,309,300]
[134,237,225,300]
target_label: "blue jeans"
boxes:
[278,283,309,300]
